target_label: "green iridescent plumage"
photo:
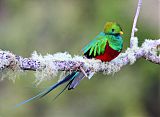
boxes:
[82,22,123,57]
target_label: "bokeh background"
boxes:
[0,0,159,117]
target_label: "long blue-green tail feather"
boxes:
[51,79,74,102]
[52,72,85,101]
[16,72,79,107]
[68,72,85,90]
[40,72,78,99]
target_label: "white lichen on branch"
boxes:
[0,0,159,84]
[0,38,159,83]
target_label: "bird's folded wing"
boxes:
[82,32,107,57]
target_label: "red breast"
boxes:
[95,43,120,62]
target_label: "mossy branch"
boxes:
[0,0,159,84]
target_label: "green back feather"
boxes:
[82,32,107,56]
[82,22,123,57]
[82,32,123,57]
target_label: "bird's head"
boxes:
[104,22,123,35]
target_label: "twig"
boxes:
[130,0,142,48]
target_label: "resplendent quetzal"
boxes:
[17,22,123,106]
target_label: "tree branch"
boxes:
[0,39,160,83]
[0,0,159,84]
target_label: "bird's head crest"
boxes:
[104,22,123,35]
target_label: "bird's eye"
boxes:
[112,29,115,32]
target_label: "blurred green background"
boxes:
[0,0,159,117]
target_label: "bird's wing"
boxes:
[82,32,107,57]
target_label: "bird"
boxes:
[16,22,123,106]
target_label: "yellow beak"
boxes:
[120,31,124,35]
